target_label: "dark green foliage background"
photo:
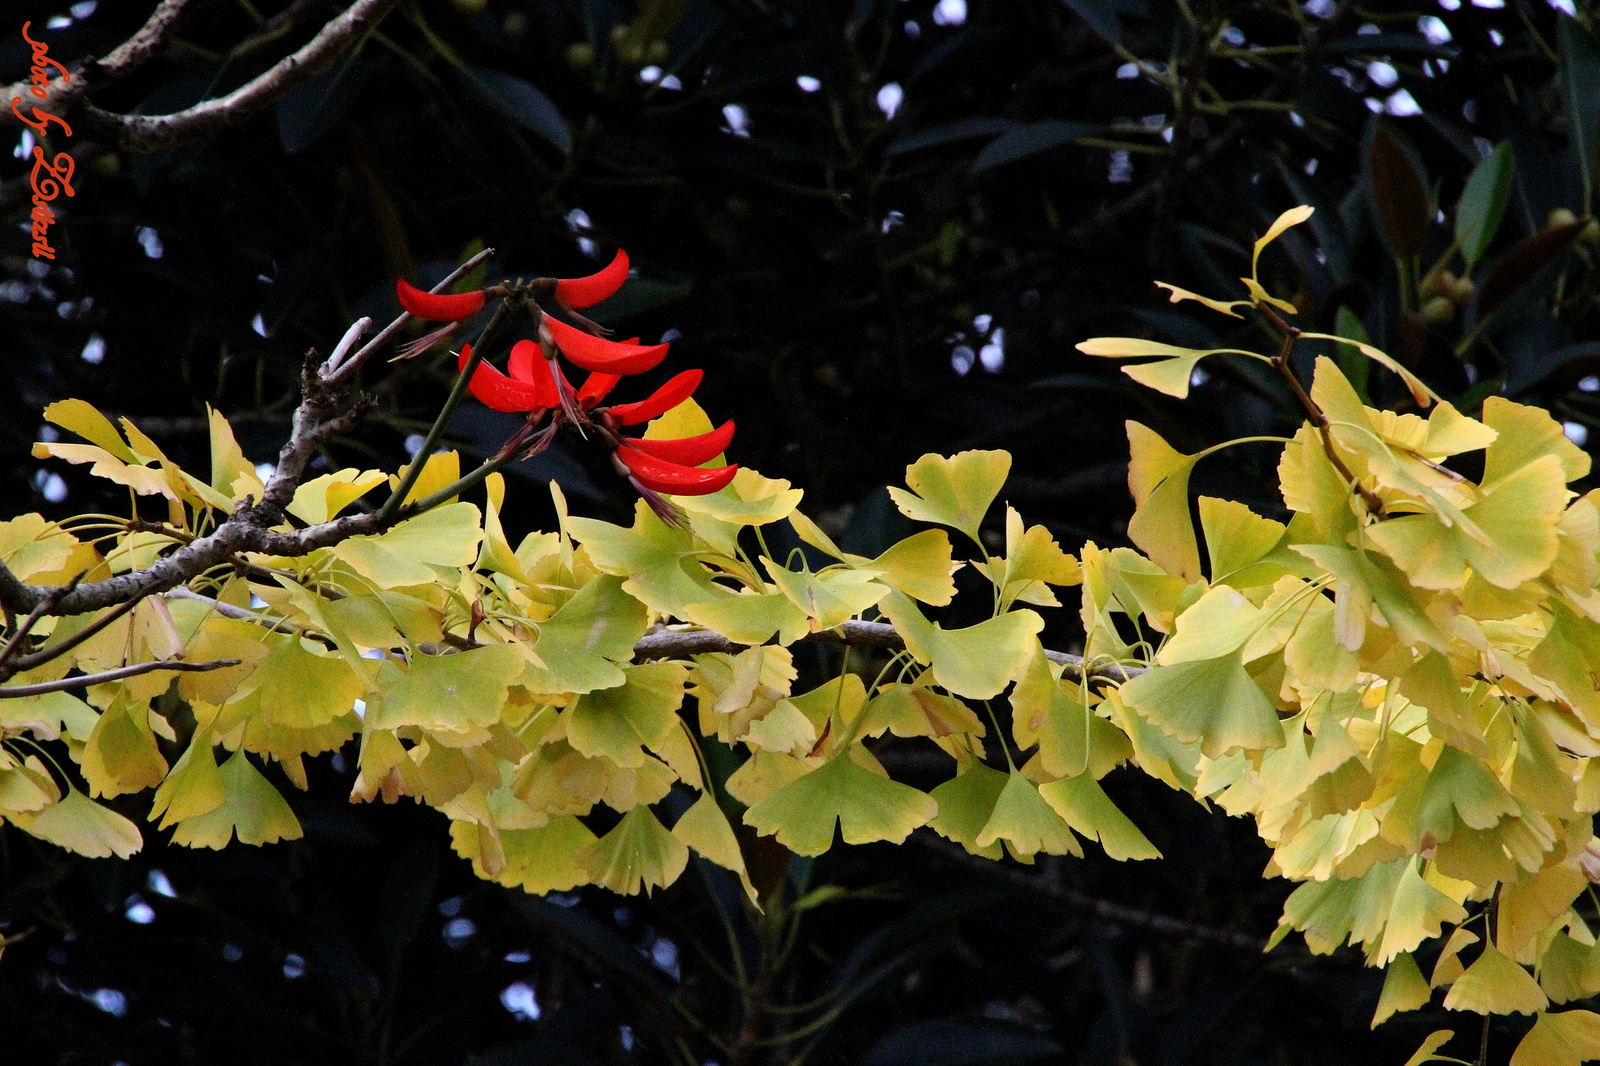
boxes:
[0,0,1594,1062]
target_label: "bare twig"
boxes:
[0,658,240,698]
[10,583,157,673]
[631,620,1142,684]
[323,317,372,376]
[77,0,403,152]
[328,245,497,384]
[0,573,81,675]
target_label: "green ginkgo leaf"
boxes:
[578,806,688,896]
[1037,773,1160,860]
[765,562,889,629]
[257,636,369,729]
[887,450,1010,545]
[170,750,304,849]
[1156,585,1268,664]
[877,590,1042,700]
[975,770,1080,859]
[453,815,595,893]
[744,747,937,856]
[520,576,649,694]
[333,502,482,588]
[149,729,226,829]
[1119,653,1283,758]
[570,502,725,614]
[1199,496,1287,584]
[371,644,525,733]
[565,663,688,767]
[1077,337,1264,400]
[682,588,811,646]
[928,761,1008,859]
[1483,396,1591,488]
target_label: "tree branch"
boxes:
[76,0,402,152]
[0,658,240,698]
[0,0,194,132]
[632,620,1143,684]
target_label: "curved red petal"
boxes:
[544,315,668,375]
[604,370,704,426]
[553,249,629,308]
[616,446,737,495]
[623,421,735,467]
[507,339,562,408]
[397,278,487,322]
[577,372,621,408]
[458,344,547,412]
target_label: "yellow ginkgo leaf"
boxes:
[765,562,888,629]
[886,450,1010,545]
[1401,1031,1458,1066]
[570,502,724,615]
[677,467,803,525]
[453,815,595,893]
[1153,280,1249,318]
[1076,338,1262,400]
[371,644,525,734]
[17,789,143,859]
[1511,1011,1600,1066]
[1373,951,1433,1028]
[1483,396,1591,488]
[1157,585,1268,665]
[520,576,649,694]
[1126,422,1202,582]
[1252,205,1315,276]
[672,792,759,904]
[1199,497,1287,584]
[149,729,227,829]
[578,806,688,896]
[1442,943,1548,1015]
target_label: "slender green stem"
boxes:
[380,299,517,519]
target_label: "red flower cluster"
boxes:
[394,250,736,515]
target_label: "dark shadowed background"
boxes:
[1,0,1597,1062]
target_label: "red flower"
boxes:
[397,278,487,322]
[554,250,629,308]
[603,370,703,426]
[615,445,737,496]
[542,315,669,375]
[458,343,551,412]
[622,421,734,466]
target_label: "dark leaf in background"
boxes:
[461,66,572,155]
[1559,14,1600,207]
[1365,124,1431,262]
[888,118,1019,157]
[972,120,1095,173]
[1060,0,1122,45]
[861,1017,1066,1066]
[1475,219,1584,323]
[1455,141,1514,268]
[277,47,371,154]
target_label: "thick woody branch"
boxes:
[0,0,193,132]
[77,0,402,153]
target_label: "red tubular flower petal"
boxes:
[617,445,737,496]
[554,249,629,308]
[397,278,488,322]
[604,370,704,426]
[578,372,621,408]
[506,339,563,408]
[624,421,735,467]
[543,315,668,375]
[458,344,548,412]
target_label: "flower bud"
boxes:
[1548,207,1579,231]
[1421,296,1456,327]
